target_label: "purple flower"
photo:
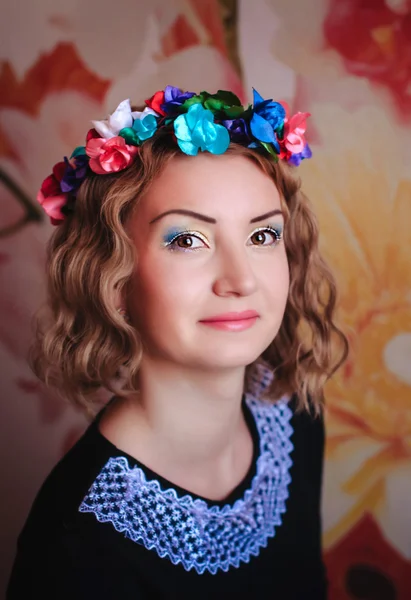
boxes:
[60,155,89,196]
[288,143,312,166]
[222,118,251,144]
[161,85,195,114]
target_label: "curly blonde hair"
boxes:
[30,132,348,416]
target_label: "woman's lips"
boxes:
[199,311,259,332]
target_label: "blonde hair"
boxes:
[30,133,348,416]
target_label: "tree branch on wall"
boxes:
[0,168,43,237]
[218,0,243,78]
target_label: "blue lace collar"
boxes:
[79,392,294,575]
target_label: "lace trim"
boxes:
[79,390,294,574]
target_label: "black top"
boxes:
[7,393,327,600]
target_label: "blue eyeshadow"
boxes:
[271,223,283,234]
[162,227,186,245]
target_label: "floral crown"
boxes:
[38,86,311,225]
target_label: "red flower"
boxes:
[324,0,411,117]
[145,90,166,116]
[85,136,139,175]
[86,128,100,142]
[37,160,69,225]
[325,513,411,600]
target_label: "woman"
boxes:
[7,87,348,599]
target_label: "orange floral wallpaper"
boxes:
[238,0,411,597]
[1,0,410,597]
[0,0,242,593]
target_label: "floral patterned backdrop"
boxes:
[1,0,410,597]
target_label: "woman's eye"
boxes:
[249,227,282,247]
[166,232,209,251]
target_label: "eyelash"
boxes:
[163,226,283,252]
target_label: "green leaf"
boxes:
[204,98,224,112]
[260,142,279,160]
[118,127,140,146]
[213,90,242,106]
[224,105,245,118]
[183,94,205,109]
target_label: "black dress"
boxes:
[7,377,327,599]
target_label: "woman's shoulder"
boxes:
[17,417,113,544]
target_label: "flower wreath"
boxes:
[37,86,311,225]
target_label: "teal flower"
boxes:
[132,113,158,142]
[173,104,230,155]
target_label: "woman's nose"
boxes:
[212,247,258,298]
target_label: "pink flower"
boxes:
[36,161,69,225]
[86,135,139,174]
[279,102,310,157]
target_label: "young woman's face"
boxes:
[128,153,289,370]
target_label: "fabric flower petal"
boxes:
[174,114,193,142]
[109,99,133,132]
[252,88,265,106]
[92,100,133,139]
[37,189,68,223]
[174,104,230,156]
[185,103,204,130]
[288,143,312,166]
[145,90,166,116]
[86,128,100,142]
[161,85,195,114]
[60,156,89,194]
[206,125,230,154]
[119,127,140,146]
[132,114,158,142]
[86,137,106,159]
[132,107,159,120]
[87,136,138,174]
[177,139,199,156]
[285,132,306,154]
[41,173,61,197]
[91,119,116,139]
[52,161,66,182]
[301,143,312,159]
[88,157,108,174]
[250,112,277,143]
[288,112,310,135]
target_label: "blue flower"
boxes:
[173,104,230,156]
[288,143,312,166]
[132,114,158,142]
[161,85,195,114]
[250,88,285,146]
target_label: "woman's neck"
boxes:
[99,359,254,500]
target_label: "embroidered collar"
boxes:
[79,391,294,575]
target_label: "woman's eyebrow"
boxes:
[149,209,216,224]
[149,208,283,225]
[249,209,283,223]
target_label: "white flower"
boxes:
[91,98,133,139]
[132,107,159,120]
[92,101,160,139]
